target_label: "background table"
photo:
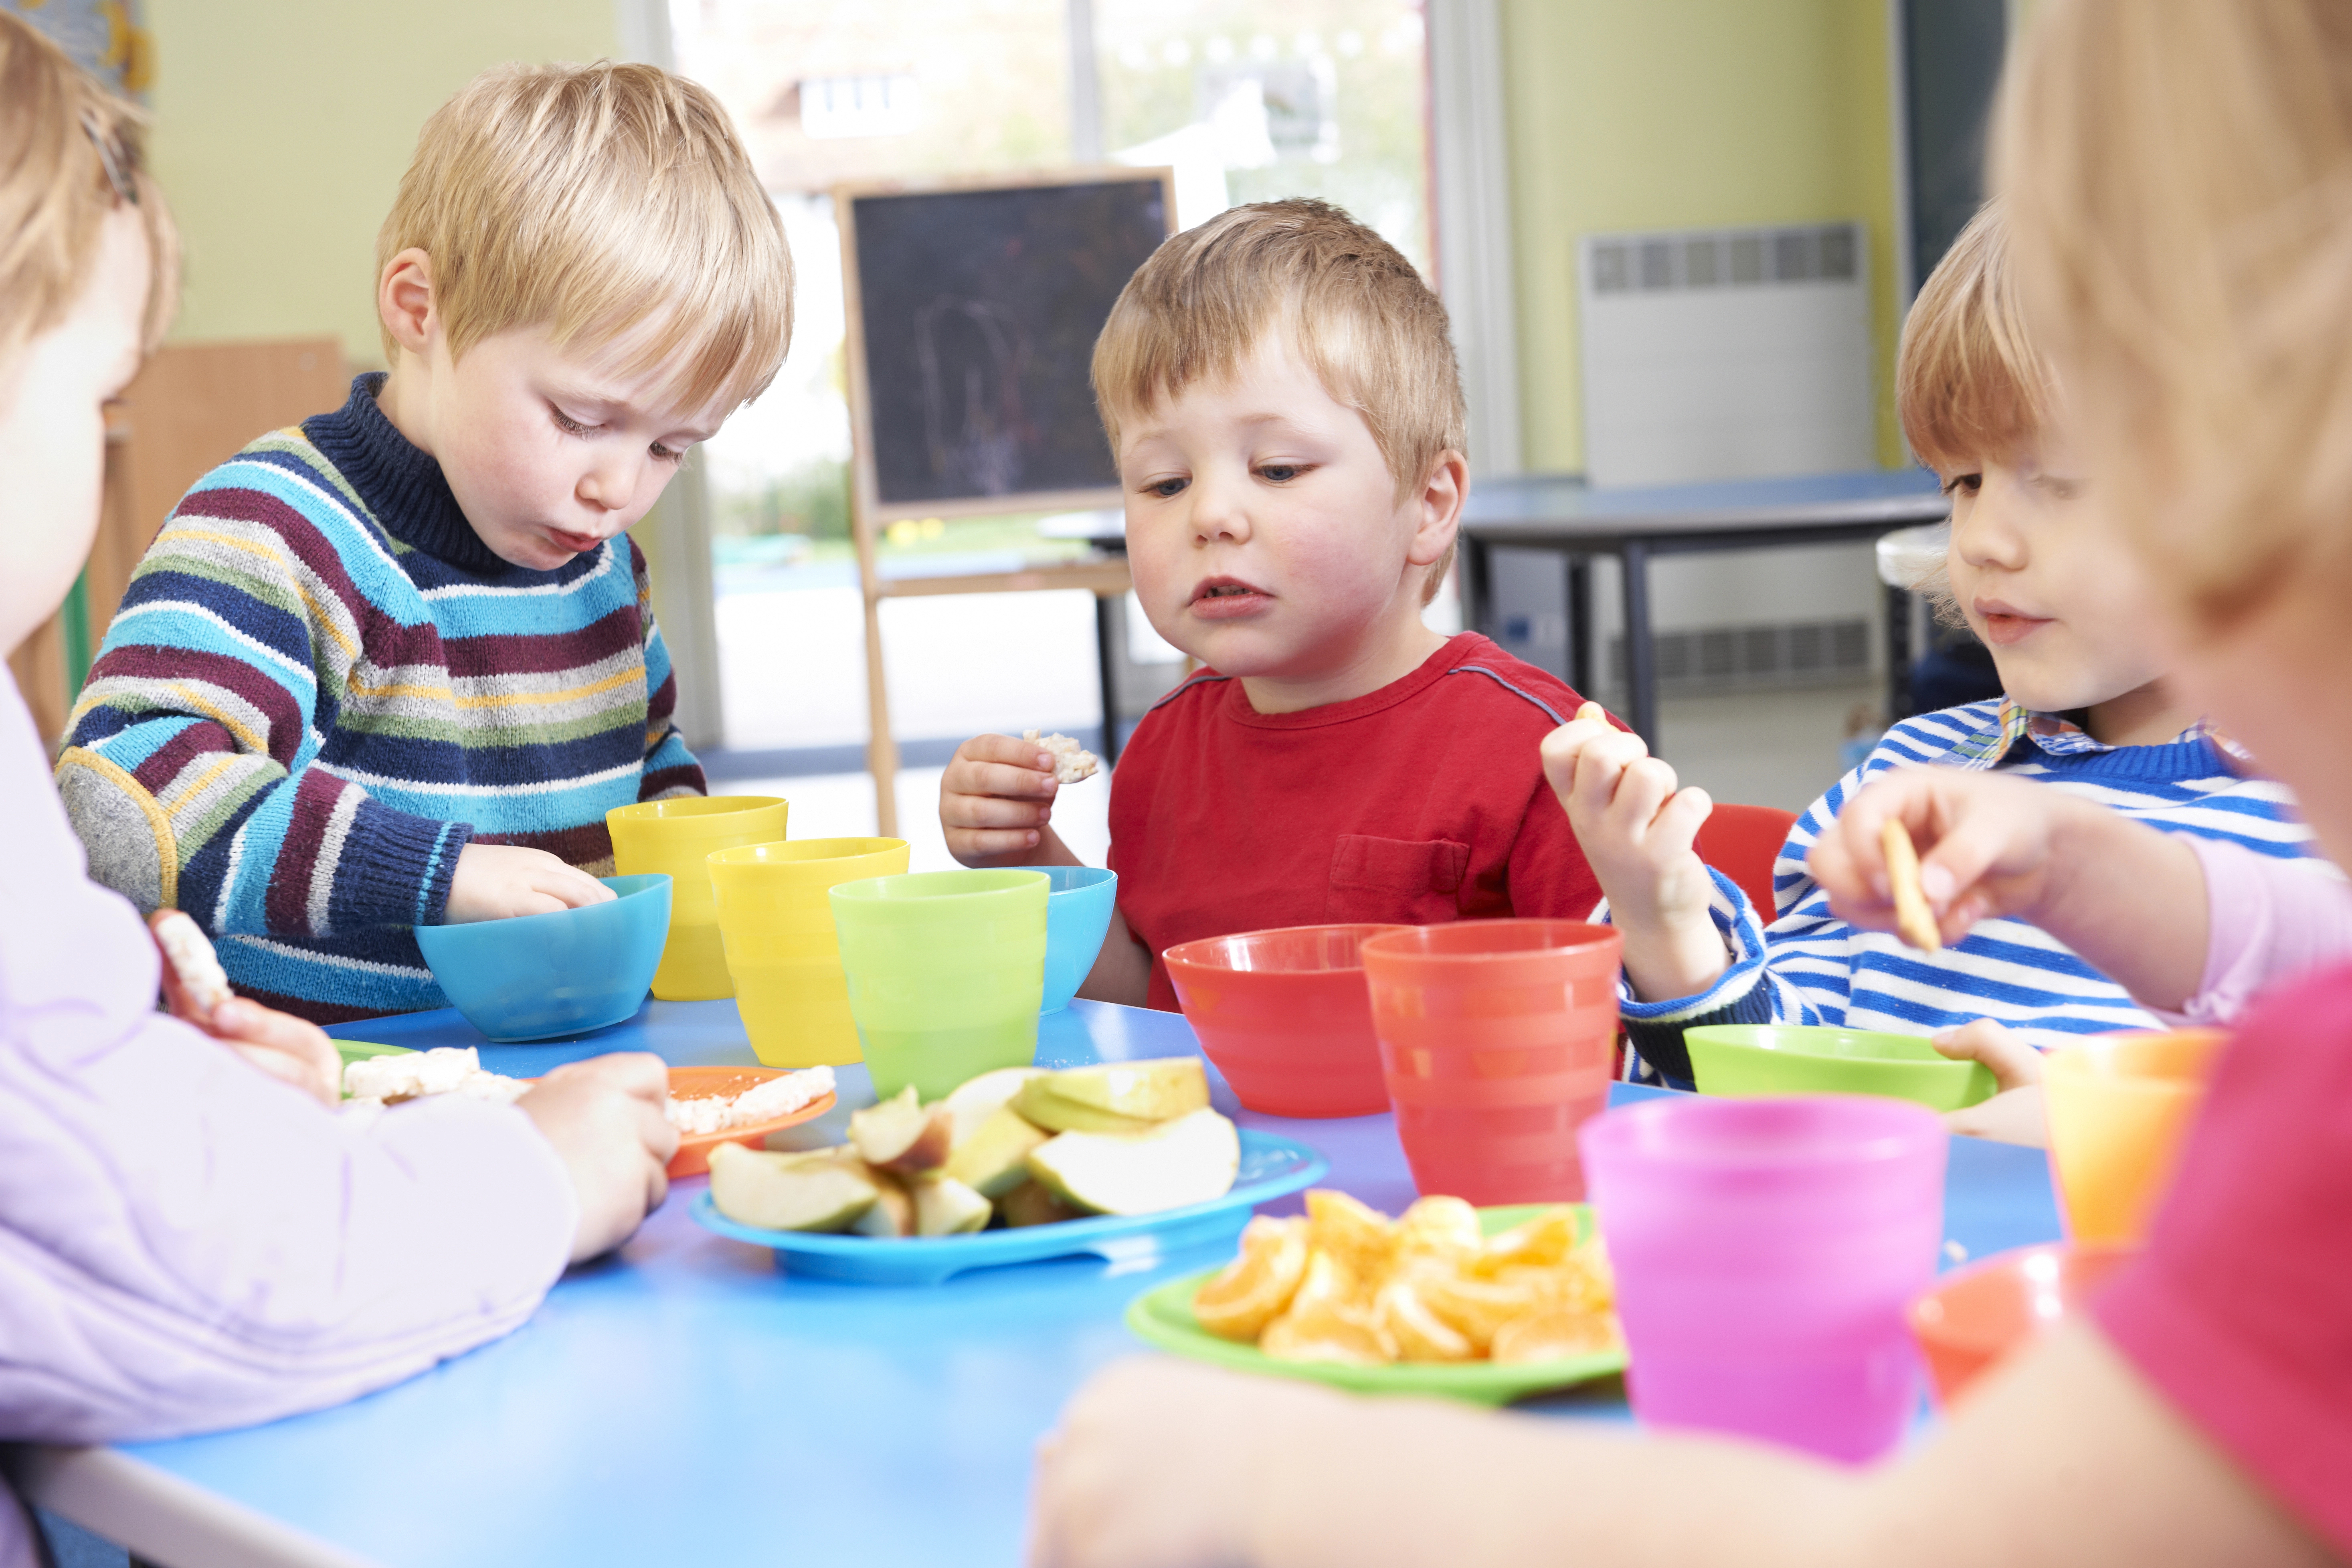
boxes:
[1459,469,1951,749]
[15,999,2061,1568]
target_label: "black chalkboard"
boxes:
[843,174,1173,514]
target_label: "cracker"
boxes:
[1574,700,1607,725]
[151,909,232,1018]
[1022,728,1099,784]
[1880,817,1943,952]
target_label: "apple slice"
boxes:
[708,1143,879,1233]
[1040,1058,1210,1122]
[849,1085,953,1173]
[997,1180,1082,1229]
[1013,1077,1156,1135]
[1024,1107,1241,1217]
[942,1103,1050,1198]
[911,1174,993,1236]
[852,1169,918,1238]
[941,1066,1046,1144]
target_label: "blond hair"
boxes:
[0,12,177,364]
[1896,202,2056,474]
[1092,199,1467,602]
[379,61,792,414]
[1995,0,2352,632]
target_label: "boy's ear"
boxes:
[1406,448,1469,567]
[377,247,438,362]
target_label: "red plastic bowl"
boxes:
[1162,924,1408,1117]
[1908,1242,2137,1407]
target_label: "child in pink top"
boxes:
[1027,3,2352,1562]
[0,27,674,1566]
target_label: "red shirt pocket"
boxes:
[1326,834,1471,925]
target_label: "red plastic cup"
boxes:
[1163,924,1409,1117]
[1359,920,1623,1203]
[1907,1242,2136,1408]
[1581,1095,1948,1463]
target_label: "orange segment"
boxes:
[1490,1305,1624,1365]
[1193,1217,1309,1341]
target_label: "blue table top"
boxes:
[107,999,2061,1567]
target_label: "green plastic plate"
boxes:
[1122,1204,1626,1407]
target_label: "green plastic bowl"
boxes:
[1684,1024,1997,1112]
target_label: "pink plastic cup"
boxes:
[1360,920,1623,1203]
[1581,1094,1948,1463]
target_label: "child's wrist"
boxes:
[1616,910,1732,1003]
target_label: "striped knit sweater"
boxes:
[1616,698,2324,1085]
[57,376,704,1023]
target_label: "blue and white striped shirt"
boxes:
[1618,698,2325,1084]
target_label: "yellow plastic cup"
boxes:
[709,837,909,1068]
[605,796,789,1000]
[829,869,1049,1100]
[2043,1028,2227,1245]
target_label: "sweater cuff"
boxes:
[1624,979,1776,1086]
[328,793,473,931]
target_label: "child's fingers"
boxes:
[948,827,1044,860]
[960,732,1060,771]
[536,860,615,908]
[1537,711,1618,794]
[1566,730,1653,818]
[1650,783,1714,858]
[1931,1018,2046,1091]
[943,788,1055,832]
[1603,754,1681,838]
[949,759,1060,802]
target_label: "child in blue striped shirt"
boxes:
[1540,202,2318,1090]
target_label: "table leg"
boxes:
[1620,540,1659,747]
[1567,556,1592,694]
[1094,593,1122,766]
[1461,535,1493,636]
[1884,582,1913,724]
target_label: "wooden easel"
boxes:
[835,168,1174,836]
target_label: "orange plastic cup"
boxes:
[1908,1242,2136,1407]
[2043,1029,2227,1246]
[1360,920,1624,1204]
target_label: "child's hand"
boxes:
[1808,770,2086,945]
[1031,1357,1299,1567]
[152,921,342,1105]
[1538,708,1725,1001]
[941,733,1062,867]
[446,843,616,923]
[517,1053,678,1262]
[1934,1018,2049,1147]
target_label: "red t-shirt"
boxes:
[1106,633,1607,1010]
[2095,963,2352,1555]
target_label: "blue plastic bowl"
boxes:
[413,874,671,1042]
[1041,866,1118,1014]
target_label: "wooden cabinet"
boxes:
[8,338,349,746]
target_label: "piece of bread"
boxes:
[1023,728,1100,783]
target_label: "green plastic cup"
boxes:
[1685,1024,1996,1112]
[829,869,1049,1100]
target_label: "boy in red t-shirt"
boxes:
[939,199,1612,1008]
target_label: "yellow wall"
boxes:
[145,0,623,370]
[1499,0,1902,472]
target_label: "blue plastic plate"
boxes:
[690,1128,1328,1287]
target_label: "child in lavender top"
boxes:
[0,24,673,1566]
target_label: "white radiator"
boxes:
[1578,223,1875,490]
